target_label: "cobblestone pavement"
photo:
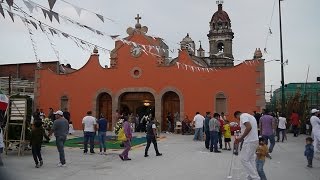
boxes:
[1,132,319,180]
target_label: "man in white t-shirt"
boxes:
[234,111,260,180]
[310,109,320,154]
[193,112,205,141]
[277,114,287,142]
[82,111,97,154]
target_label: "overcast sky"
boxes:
[0,0,319,100]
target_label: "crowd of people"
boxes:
[0,105,319,180]
[190,108,320,180]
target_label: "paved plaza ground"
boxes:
[1,132,320,180]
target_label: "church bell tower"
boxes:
[207,1,234,66]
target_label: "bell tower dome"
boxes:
[207,1,234,61]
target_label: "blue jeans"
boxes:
[55,136,66,164]
[84,131,95,153]
[194,128,203,141]
[210,131,218,152]
[262,134,275,153]
[98,131,106,152]
[256,159,267,180]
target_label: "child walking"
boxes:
[304,137,314,168]
[30,121,49,168]
[223,120,231,150]
[256,136,268,180]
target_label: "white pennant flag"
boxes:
[23,0,35,13]
[155,46,160,53]
[184,64,188,70]
[191,66,194,72]
[197,67,200,71]
[73,5,82,17]
[176,62,180,69]
[142,49,148,55]
[206,68,209,72]
[141,45,146,50]
[20,16,29,23]
[148,45,153,52]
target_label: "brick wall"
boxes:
[0,62,59,81]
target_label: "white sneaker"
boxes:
[57,162,67,167]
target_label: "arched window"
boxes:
[60,95,68,111]
[217,42,224,52]
[215,93,227,114]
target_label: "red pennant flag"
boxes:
[0,90,9,111]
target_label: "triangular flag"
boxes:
[96,13,104,22]
[6,0,13,7]
[61,32,69,38]
[30,20,37,29]
[51,11,59,23]
[48,28,57,35]
[0,3,5,18]
[176,62,180,69]
[73,5,82,17]
[42,8,47,18]
[197,67,200,71]
[29,1,38,12]
[23,0,35,13]
[191,66,194,72]
[47,10,53,22]
[184,64,188,70]
[39,23,45,32]
[141,49,148,55]
[7,10,14,22]
[96,30,103,35]
[20,16,29,24]
[48,0,56,10]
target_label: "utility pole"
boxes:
[279,0,285,114]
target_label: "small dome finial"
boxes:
[93,47,98,54]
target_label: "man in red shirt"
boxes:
[290,111,300,137]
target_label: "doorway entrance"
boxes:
[162,91,180,131]
[119,92,155,118]
[97,93,112,131]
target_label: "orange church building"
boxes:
[34,3,265,130]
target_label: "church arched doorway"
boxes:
[162,91,180,132]
[97,92,112,131]
[119,92,155,119]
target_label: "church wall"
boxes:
[34,27,265,130]
[35,48,264,130]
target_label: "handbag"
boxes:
[117,128,127,142]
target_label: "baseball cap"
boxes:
[54,110,63,116]
[311,109,319,114]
